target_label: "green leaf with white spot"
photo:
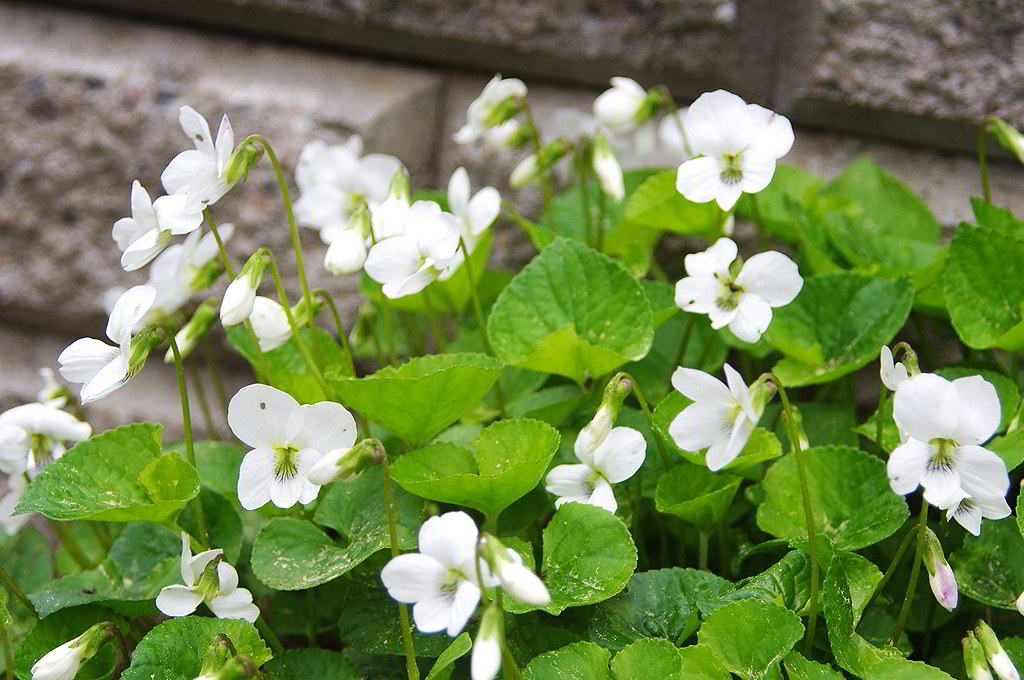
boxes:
[944,224,1024,350]
[507,503,636,615]
[655,464,741,528]
[120,616,271,680]
[488,239,654,384]
[328,353,502,447]
[765,273,914,386]
[697,598,804,680]
[757,446,909,550]
[783,651,844,679]
[950,518,1024,609]
[523,641,611,680]
[390,418,559,520]
[251,467,421,590]
[16,424,199,523]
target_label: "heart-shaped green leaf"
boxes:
[328,353,502,446]
[121,617,271,680]
[390,418,559,521]
[507,503,637,615]
[488,238,654,384]
[765,273,914,386]
[16,424,199,523]
[655,464,741,528]
[757,446,909,550]
[950,518,1024,609]
[697,598,804,680]
[610,638,687,680]
[621,170,724,237]
[523,641,611,680]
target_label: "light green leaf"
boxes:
[390,418,559,520]
[697,598,804,680]
[621,169,723,237]
[737,164,823,243]
[121,617,271,680]
[757,446,908,550]
[610,638,684,680]
[972,197,1024,234]
[944,224,1024,350]
[328,353,502,446]
[507,503,636,615]
[783,651,844,679]
[765,273,914,386]
[425,633,472,680]
[252,467,421,590]
[179,488,244,563]
[572,567,734,652]
[264,649,361,680]
[950,518,1024,608]
[825,213,946,289]
[488,239,654,384]
[989,429,1024,472]
[677,644,732,680]
[165,440,243,500]
[523,641,611,680]
[227,325,352,404]
[14,605,124,680]
[16,424,199,523]
[655,464,741,528]
[0,528,52,622]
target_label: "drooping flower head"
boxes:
[148,225,234,318]
[471,603,502,680]
[593,77,659,135]
[477,533,550,606]
[455,75,527,145]
[381,511,497,637]
[156,533,259,623]
[545,426,646,513]
[674,237,802,344]
[364,201,462,299]
[0,402,90,476]
[227,384,357,510]
[162,106,239,210]
[31,622,114,680]
[112,180,203,271]
[922,526,958,611]
[675,90,794,210]
[976,620,1020,680]
[58,285,157,403]
[879,345,911,392]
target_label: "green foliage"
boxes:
[120,617,272,680]
[264,649,362,680]
[697,598,804,680]
[950,519,1024,609]
[13,606,124,680]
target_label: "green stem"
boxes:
[421,291,447,353]
[459,238,505,411]
[381,451,420,680]
[1,618,13,680]
[698,532,710,571]
[875,386,887,453]
[0,565,35,616]
[189,362,221,440]
[314,289,357,377]
[978,123,992,203]
[263,252,331,397]
[856,519,920,629]
[165,331,210,548]
[305,588,319,647]
[204,209,235,278]
[767,374,820,654]
[625,374,671,469]
[520,97,553,224]
[87,521,112,553]
[51,521,94,570]
[891,500,929,645]
[204,341,230,426]
[255,618,285,656]
[248,135,315,329]
[674,314,697,368]
[595,191,607,253]
[575,152,595,247]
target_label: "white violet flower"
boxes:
[668,364,765,471]
[592,134,625,201]
[148,225,234,318]
[112,180,202,271]
[675,89,794,210]
[248,296,292,352]
[674,237,802,343]
[454,75,527,145]
[156,533,259,623]
[58,285,156,403]
[364,201,462,298]
[162,106,238,210]
[0,402,90,475]
[879,345,909,392]
[545,426,646,513]
[227,384,357,510]
[30,625,110,680]
[447,166,500,244]
[593,77,651,134]
[381,511,496,636]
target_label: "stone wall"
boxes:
[1,0,1023,435]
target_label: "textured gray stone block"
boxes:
[0,2,442,334]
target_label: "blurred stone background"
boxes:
[1,0,1023,434]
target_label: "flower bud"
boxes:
[307,438,384,486]
[879,345,909,391]
[225,139,264,185]
[485,120,530,151]
[576,373,633,456]
[388,167,411,203]
[965,632,996,680]
[197,634,236,680]
[128,326,163,378]
[977,620,1020,680]
[220,251,266,326]
[31,622,114,680]
[471,603,503,680]
[593,78,661,134]
[324,228,369,275]
[989,118,1024,167]
[591,133,624,201]
[509,139,571,188]
[478,534,551,606]
[483,95,524,129]
[249,297,291,352]
[922,527,958,611]
[198,656,259,680]
[165,300,217,363]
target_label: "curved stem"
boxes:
[978,123,992,203]
[50,520,95,570]
[624,373,671,469]
[263,252,331,397]
[248,135,315,329]
[165,330,210,547]
[875,386,887,453]
[189,363,220,440]
[381,451,420,680]
[314,289,356,377]
[766,373,820,654]
[0,564,36,616]
[891,500,929,645]
[856,519,919,630]
[520,98,553,224]
[255,618,285,656]
[575,153,594,246]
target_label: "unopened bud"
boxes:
[388,167,411,203]
[478,534,550,606]
[306,438,385,485]
[977,620,1020,680]
[221,250,266,326]
[923,527,958,611]
[592,133,624,201]
[225,140,264,185]
[989,118,1024,167]
[965,631,996,680]
[483,95,524,129]
[197,634,236,679]
[199,656,259,680]
[471,603,503,680]
[509,139,571,188]
[31,622,115,680]
[165,300,217,363]
[128,326,163,377]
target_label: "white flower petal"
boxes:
[950,376,1001,445]
[706,416,753,471]
[365,237,422,285]
[466,186,501,236]
[105,285,156,344]
[956,444,1010,500]
[227,384,301,449]
[591,426,646,483]
[292,401,358,454]
[674,275,722,315]
[735,251,803,307]
[412,593,454,634]
[448,167,471,215]
[545,464,594,501]
[162,149,210,195]
[746,103,795,158]
[670,366,733,404]
[179,105,215,155]
[879,346,908,391]
[323,229,369,275]
[668,401,732,453]
[418,511,479,570]
[209,588,260,623]
[683,90,754,156]
[587,478,618,513]
[471,627,502,680]
[676,156,726,205]
[447,580,481,637]
[728,294,774,344]
[498,559,550,605]
[237,447,277,511]
[887,439,933,495]
[723,364,756,422]
[684,238,738,278]
[156,585,203,617]
[217,561,239,594]
[79,356,130,404]
[893,373,961,443]
[381,553,448,603]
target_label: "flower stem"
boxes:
[625,374,671,469]
[314,289,357,377]
[875,385,887,453]
[458,238,505,411]
[698,531,710,571]
[165,331,210,548]
[248,135,315,329]
[891,500,929,645]
[263,252,331,397]
[0,564,35,616]
[978,123,992,203]
[856,519,919,630]
[0,618,13,680]
[381,450,420,680]
[51,521,95,570]
[766,373,820,654]
[189,363,221,440]
[305,588,319,647]
[674,314,697,369]
[595,191,607,253]
[87,521,112,553]
[421,290,447,353]
[255,618,285,656]
[574,152,595,247]
[520,97,553,224]
[203,341,230,426]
